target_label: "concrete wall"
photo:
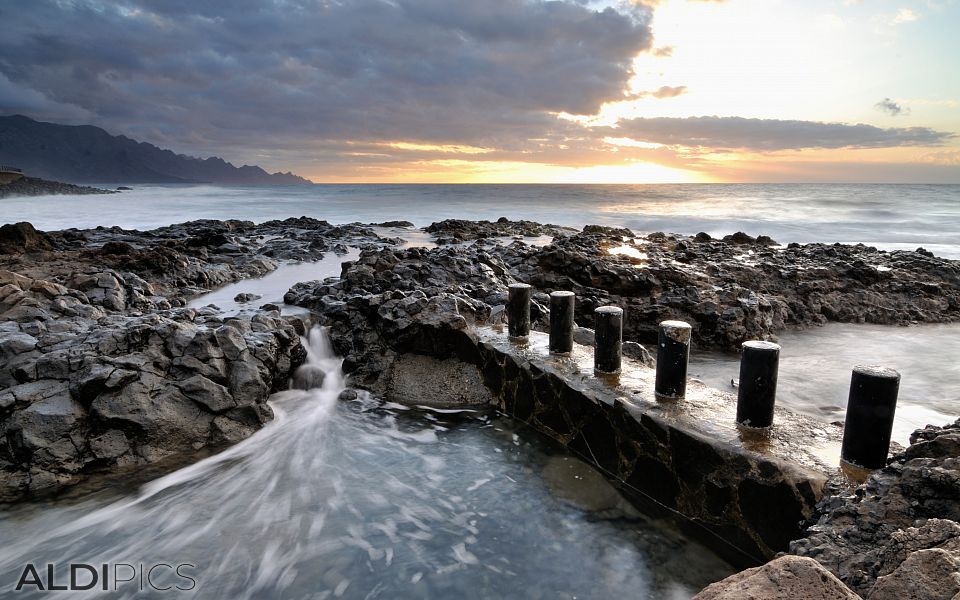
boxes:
[442,326,842,569]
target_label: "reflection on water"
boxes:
[690,323,960,444]
[0,328,733,599]
[187,248,362,314]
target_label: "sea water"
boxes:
[2,183,958,258]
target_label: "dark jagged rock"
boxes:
[0,222,53,254]
[516,227,959,349]
[425,218,575,243]
[0,267,310,501]
[290,222,959,353]
[790,419,960,596]
[0,218,399,500]
[285,254,842,566]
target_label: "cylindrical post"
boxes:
[507,283,532,339]
[549,291,575,354]
[735,341,781,428]
[655,320,691,400]
[593,306,623,374]
[840,365,900,469]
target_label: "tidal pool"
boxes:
[0,329,734,599]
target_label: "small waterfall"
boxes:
[0,327,347,600]
[291,326,343,391]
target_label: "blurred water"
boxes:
[2,183,958,257]
[0,328,734,599]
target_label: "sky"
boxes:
[0,0,958,183]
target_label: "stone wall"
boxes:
[461,328,838,568]
[367,311,842,568]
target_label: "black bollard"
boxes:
[593,306,623,374]
[549,291,575,354]
[840,365,900,469]
[507,283,532,339]
[735,340,781,428]
[655,320,691,400]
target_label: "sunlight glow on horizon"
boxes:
[282,0,960,183]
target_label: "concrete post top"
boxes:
[743,340,781,351]
[508,283,532,290]
[550,290,575,298]
[595,306,623,315]
[853,365,900,380]
[660,320,691,330]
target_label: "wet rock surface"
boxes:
[289,221,959,354]
[791,419,960,596]
[424,217,574,245]
[519,227,959,349]
[3,213,958,579]
[0,217,395,500]
[284,237,842,566]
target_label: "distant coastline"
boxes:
[0,176,116,199]
[0,114,311,185]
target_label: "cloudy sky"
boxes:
[1,0,958,182]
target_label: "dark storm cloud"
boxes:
[0,0,652,157]
[608,116,953,151]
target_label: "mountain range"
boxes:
[0,115,310,185]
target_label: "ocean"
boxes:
[3,183,959,258]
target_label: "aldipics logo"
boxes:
[13,563,197,593]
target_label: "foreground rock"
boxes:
[0,218,396,500]
[0,300,304,500]
[693,556,860,599]
[791,419,960,596]
[0,176,116,198]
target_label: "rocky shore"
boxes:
[0,217,395,500]
[699,420,960,599]
[1,216,958,598]
[0,176,117,198]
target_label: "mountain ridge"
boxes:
[0,115,311,185]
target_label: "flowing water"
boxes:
[0,328,734,599]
